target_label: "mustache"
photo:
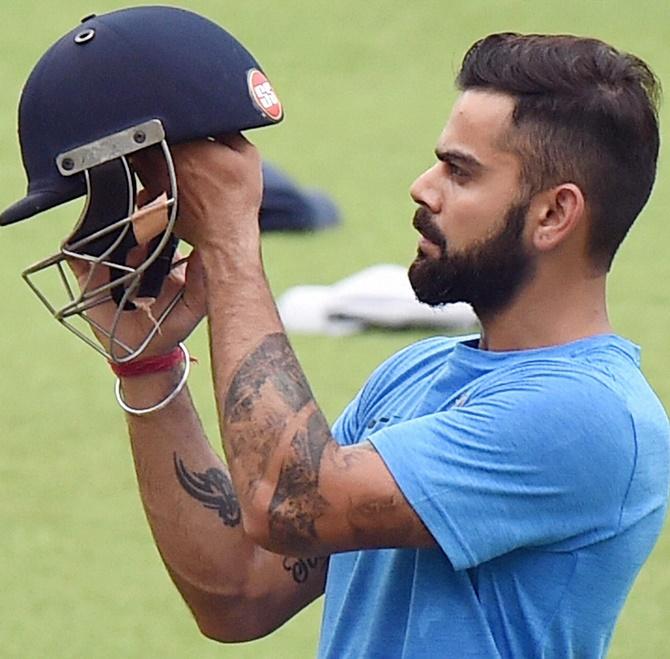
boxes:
[412,207,446,250]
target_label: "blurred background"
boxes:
[1,1,668,657]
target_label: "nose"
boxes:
[410,164,441,212]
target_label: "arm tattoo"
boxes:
[268,410,331,550]
[173,453,241,528]
[225,333,312,423]
[224,333,333,551]
[224,333,313,496]
[282,556,329,584]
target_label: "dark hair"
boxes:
[457,33,661,270]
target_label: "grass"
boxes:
[0,1,669,657]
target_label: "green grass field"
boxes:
[1,1,669,657]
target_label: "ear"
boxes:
[529,183,585,253]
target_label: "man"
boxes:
[74,33,669,658]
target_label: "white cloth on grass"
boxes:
[276,264,478,335]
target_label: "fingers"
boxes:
[184,249,205,286]
[166,250,188,287]
[131,192,170,245]
[214,132,254,152]
[125,244,151,269]
[132,145,170,196]
[65,256,89,280]
[136,188,154,208]
[182,250,207,315]
[159,250,206,331]
[164,250,202,300]
[65,256,110,294]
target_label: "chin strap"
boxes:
[131,232,179,303]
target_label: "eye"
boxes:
[447,161,468,180]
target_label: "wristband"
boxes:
[109,345,184,377]
[112,342,191,416]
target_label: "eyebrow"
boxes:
[434,148,484,172]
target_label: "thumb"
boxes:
[182,250,207,315]
[215,132,253,152]
[136,188,153,208]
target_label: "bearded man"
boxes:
[73,32,669,658]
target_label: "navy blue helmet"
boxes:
[1,6,283,361]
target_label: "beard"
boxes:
[408,201,535,319]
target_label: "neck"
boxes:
[476,269,612,352]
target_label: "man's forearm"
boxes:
[119,370,265,637]
[200,248,339,555]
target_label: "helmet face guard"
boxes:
[22,120,181,362]
[1,7,283,361]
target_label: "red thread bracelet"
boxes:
[110,345,185,377]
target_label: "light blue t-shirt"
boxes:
[318,334,669,659]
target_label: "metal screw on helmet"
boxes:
[61,157,75,171]
[74,29,95,44]
[133,131,146,144]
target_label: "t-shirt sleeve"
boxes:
[368,366,637,571]
[332,336,456,446]
[332,394,363,446]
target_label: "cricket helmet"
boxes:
[1,5,283,361]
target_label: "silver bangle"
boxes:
[114,342,191,416]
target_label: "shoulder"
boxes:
[364,334,475,395]
[331,335,474,446]
[464,335,640,399]
[468,359,632,424]
[381,334,470,367]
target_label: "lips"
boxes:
[418,234,437,251]
[412,207,446,251]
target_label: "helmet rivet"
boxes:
[133,131,146,144]
[61,158,75,171]
[74,29,95,45]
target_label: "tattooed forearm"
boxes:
[225,333,312,423]
[282,556,329,584]
[173,453,241,527]
[268,410,331,550]
[224,333,315,494]
[222,332,336,551]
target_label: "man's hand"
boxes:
[68,246,207,359]
[134,135,263,254]
[71,134,257,361]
